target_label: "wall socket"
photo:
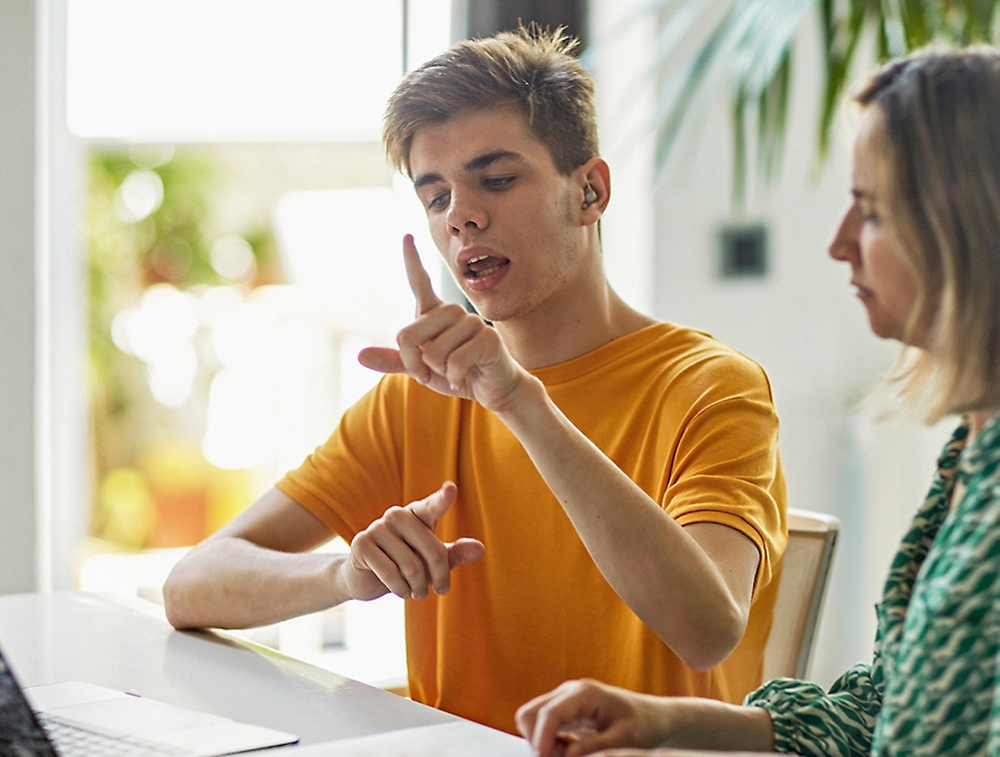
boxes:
[719,223,768,279]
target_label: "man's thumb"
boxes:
[357,346,405,375]
[448,538,486,568]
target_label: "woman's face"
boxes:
[829,106,922,344]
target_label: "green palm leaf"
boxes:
[590,0,1000,203]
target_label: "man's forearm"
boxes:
[163,538,350,630]
[495,376,751,669]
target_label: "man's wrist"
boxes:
[326,552,356,605]
[490,372,550,428]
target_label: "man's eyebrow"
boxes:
[413,150,524,189]
[851,187,875,202]
[413,172,444,190]
[463,150,523,172]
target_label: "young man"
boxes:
[163,28,787,735]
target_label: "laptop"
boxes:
[0,643,298,756]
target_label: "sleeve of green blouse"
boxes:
[991,611,1000,755]
[745,663,882,757]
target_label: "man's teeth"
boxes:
[471,264,502,278]
[465,254,505,278]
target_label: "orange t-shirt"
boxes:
[278,322,787,733]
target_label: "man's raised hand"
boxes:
[358,235,527,413]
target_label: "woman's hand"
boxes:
[518,680,776,757]
[516,679,674,757]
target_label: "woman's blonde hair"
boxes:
[856,47,1000,423]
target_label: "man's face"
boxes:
[408,107,596,325]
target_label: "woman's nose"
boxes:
[829,203,861,262]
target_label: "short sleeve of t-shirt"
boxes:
[661,352,785,595]
[277,375,409,541]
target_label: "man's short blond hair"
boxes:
[383,25,598,177]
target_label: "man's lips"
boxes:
[458,247,510,279]
[465,254,509,279]
[455,247,510,293]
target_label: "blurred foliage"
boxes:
[600,0,1000,203]
[87,147,278,549]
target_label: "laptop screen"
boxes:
[0,644,58,756]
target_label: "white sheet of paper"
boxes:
[284,720,533,757]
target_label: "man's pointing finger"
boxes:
[403,234,443,316]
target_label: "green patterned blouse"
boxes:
[747,415,1000,756]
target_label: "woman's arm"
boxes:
[516,679,774,757]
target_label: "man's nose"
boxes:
[446,190,487,236]
[829,203,861,262]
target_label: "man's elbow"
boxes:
[671,605,748,672]
[162,581,190,630]
[164,604,195,631]
[162,566,205,630]
[678,639,741,672]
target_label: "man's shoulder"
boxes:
[610,323,774,406]
[629,322,765,371]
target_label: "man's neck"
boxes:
[494,279,656,370]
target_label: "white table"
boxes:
[0,590,795,756]
[0,590,459,746]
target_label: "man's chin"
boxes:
[460,287,527,325]
[465,299,507,325]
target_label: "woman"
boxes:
[516,47,1000,757]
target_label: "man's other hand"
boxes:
[340,481,485,602]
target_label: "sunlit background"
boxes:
[70,0,451,689]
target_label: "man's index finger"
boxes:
[403,235,443,315]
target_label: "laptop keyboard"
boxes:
[39,713,194,757]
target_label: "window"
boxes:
[69,0,452,690]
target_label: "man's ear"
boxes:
[577,157,610,223]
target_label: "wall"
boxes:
[0,0,40,593]
[0,0,87,595]
[589,0,656,316]
[44,0,89,593]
